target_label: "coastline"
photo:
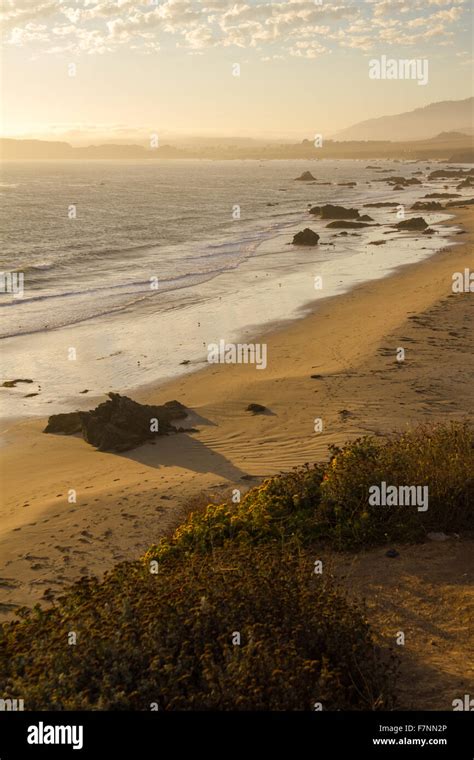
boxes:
[0,206,472,622]
[0,158,465,422]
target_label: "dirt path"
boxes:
[331,537,474,710]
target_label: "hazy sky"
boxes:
[1,0,473,142]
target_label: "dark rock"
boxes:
[363,202,400,208]
[369,240,387,245]
[422,228,436,235]
[411,201,443,210]
[385,549,399,558]
[457,177,474,189]
[446,198,474,207]
[339,409,352,420]
[180,360,191,365]
[395,217,428,231]
[295,171,316,181]
[24,393,39,398]
[44,393,189,452]
[246,403,267,414]
[392,185,405,191]
[387,176,421,186]
[2,378,33,388]
[424,193,460,199]
[309,204,360,219]
[429,168,474,179]
[79,389,89,394]
[337,182,356,187]
[359,214,374,221]
[292,228,320,246]
[310,374,323,379]
[44,412,82,435]
[322,204,360,219]
[326,221,374,229]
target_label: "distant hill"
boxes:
[0,139,73,159]
[334,98,474,141]
[0,139,185,160]
[1,133,473,162]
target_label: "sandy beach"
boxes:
[0,206,473,709]
[0,205,472,603]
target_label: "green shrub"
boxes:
[146,422,473,561]
[0,545,396,710]
[145,463,325,564]
[2,422,469,711]
[319,422,474,548]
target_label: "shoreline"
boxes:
[2,204,461,428]
[0,208,462,424]
[0,206,472,620]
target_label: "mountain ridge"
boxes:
[334,98,474,142]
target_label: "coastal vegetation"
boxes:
[0,421,471,710]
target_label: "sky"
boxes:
[0,0,473,143]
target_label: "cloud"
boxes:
[0,0,469,57]
[0,1,57,31]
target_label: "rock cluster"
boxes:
[44,392,189,452]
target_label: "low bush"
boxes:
[319,422,474,548]
[0,545,396,710]
[2,422,470,710]
[145,421,473,561]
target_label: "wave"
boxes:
[0,210,309,339]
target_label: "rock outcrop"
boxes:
[363,202,400,208]
[429,168,474,179]
[44,412,82,435]
[411,201,443,210]
[424,193,460,199]
[246,403,267,414]
[44,393,189,452]
[326,221,374,229]
[395,217,428,231]
[292,228,320,245]
[387,176,421,186]
[2,378,33,387]
[310,204,360,220]
[446,198,474,207]
[295,171,316,181]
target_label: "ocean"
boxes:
[0,158,465,419]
